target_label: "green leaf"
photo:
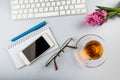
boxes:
[117,11,120,16]
[107,11,117,19]
[97,6,115,11]
[96,6,120,11]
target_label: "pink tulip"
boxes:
[85,10,108,26]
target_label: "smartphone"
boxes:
[19,33,54,65]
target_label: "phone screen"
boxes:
[22,36,50,62]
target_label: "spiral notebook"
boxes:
[7,27,59,69]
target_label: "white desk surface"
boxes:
[1,0,120,80]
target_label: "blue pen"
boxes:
[11,21,47,42]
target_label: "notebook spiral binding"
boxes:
[8,27,49,50]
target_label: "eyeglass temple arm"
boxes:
[45,38,74,67]
[45,50,61,67]
[66,46,77,49]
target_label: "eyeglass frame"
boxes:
[45,34,104,70]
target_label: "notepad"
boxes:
[7,27,59,69]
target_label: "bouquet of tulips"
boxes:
[85,6,120,26]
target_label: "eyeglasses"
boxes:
[45,34,104,70]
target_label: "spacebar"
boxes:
[34,12,59,17]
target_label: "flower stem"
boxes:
[107,11,118,19]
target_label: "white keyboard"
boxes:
[11,0,86,20]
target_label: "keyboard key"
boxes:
[71,10,76,14]
[12,10,18,14]
[26,4,30,8]
[65,5,69,10]
[24,0,29,4]
[82,0,86,3]
[29,0,34,3]
[29,9,33,13]
[60,11,65,15]
[12,15,17,19]
[35,0,39,3]
[61,1,66,5]
[12,5,20,9]
[17,14,22,19]
[49,7,54,11]
[39,0,44,2]
[21,4,25,9]
[54,6,59,11]
[41,3,45,7]
[23,9,28,13]
[76,9,81,14]
[34,8,38,12]
[50,0,54,1]
[67,0,71,5]
[75,4,85,9]
[46,2,51,7]
[18,10,23,14]
[70,5,74,9]
[44,7,49,11]
[81,8,86,13]
[36,3,40,7]
[72,0,76,4]
[59,6,64,10]
[19,0,23,4]
[11,0,18,5]
[66,10,71,15]
[28,14,34,18]
[45,0,49,2]
[31,4,35,8]
[35,12,59,17]
[77,0,81,4]
[51,2,55,6]
[56,2,60,6]
[39,8,43,12]
[22,14,27,19]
